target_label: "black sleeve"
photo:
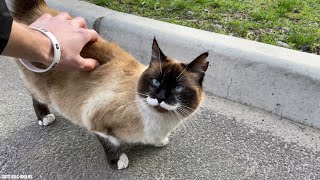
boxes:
[0,1,13,54]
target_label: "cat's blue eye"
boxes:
[152,79,160,87]
[175,86,183,92]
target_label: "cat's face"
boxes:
[137,38,209,116]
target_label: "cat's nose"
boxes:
[156,89,166,103]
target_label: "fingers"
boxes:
[86,29,99,42]
[77,56,100,71]
[80,29,99,43]
[55,13,88,29]
[71,17,87,28]
[56,12,72,20]
[54,13,98,42]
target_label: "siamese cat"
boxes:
[11,0,209,169]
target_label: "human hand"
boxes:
[30,12,100,71]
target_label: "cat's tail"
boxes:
[11,0,57,25]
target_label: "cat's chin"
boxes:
[153,105,169,113]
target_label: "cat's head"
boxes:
[137,38,209,116]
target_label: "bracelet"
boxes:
[19,26,61,73]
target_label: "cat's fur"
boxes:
[11,0,209,169]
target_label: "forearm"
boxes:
[2,21,53,65]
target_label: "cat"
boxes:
[11,0,209,169]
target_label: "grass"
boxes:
[87,0,320,55]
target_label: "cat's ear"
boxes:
[150,37,166,65]
[187,52,209,74]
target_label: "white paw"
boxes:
[154,137,169,147]
[117,153,129,170]
[38,114,56,126]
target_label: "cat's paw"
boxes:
[38,114,56,126]
[117,153,129,170]
[154,137,169,147]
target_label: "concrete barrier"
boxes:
[47,0,320,128]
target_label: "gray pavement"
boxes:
[1,56,320,179]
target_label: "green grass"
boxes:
[87,0,320,55]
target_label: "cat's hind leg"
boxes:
[32,97,55,126]
[94,132,129,170]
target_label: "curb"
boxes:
[47,0,320,128]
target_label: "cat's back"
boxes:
[17,44,146,127]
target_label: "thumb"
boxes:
[77,57,100,71]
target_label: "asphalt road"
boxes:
[1,57,320,180]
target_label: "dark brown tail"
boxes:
[11,0,57,24]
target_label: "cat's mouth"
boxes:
[146,97,178,112]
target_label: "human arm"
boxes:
[0,1,100,71]
[2,13,100,71]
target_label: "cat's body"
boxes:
[11,0,209,169]
[18,53,147,143]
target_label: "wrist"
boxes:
[31,28,54,65]
[19,27,61,73]
[2,22,55,66]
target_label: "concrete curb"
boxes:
[47,0,320,128]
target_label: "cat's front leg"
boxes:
[94,132,129,170]
[32,97,55,126]
[154,136,169,147]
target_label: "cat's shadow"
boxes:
[51,115,165,163]
[122,143,165,164]
[1,114,168,175]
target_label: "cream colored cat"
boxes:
[12,0,209,169]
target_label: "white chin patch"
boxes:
[160,102,179,111]
[146,97,159,106]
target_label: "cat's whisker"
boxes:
[135,92,148,97]
[175,98,195,113]
[171,110,180,122]
[179,104,195,111]
[180,104,195,111]
[177,75,187,81]
[181,108,193,116]
[177,107,192,117]
[176,66,188,80]
[174,110,184,120]
[176,108,188,118]
[172,111,180,121]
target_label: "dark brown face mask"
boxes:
[137,37,209,113]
